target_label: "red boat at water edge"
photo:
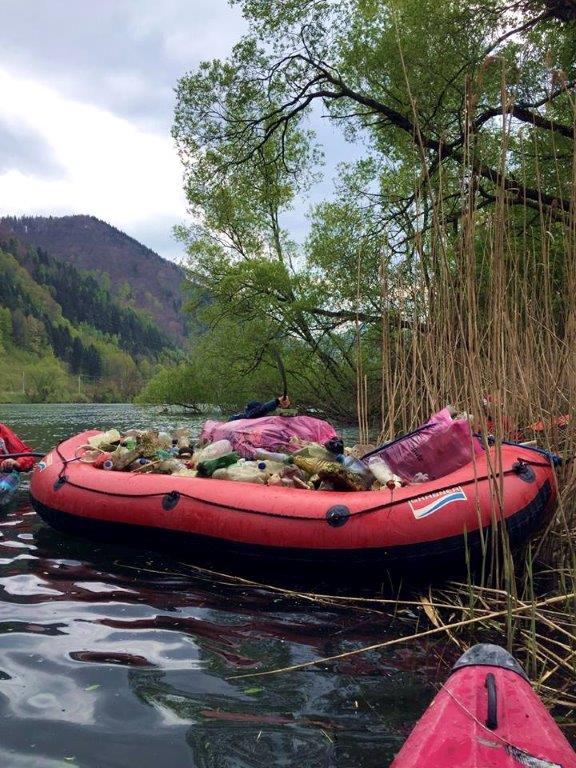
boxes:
[391,643,576,767]
[28,430,557,575]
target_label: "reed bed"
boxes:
[352,55,576,723]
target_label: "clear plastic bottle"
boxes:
[157,431,173,449]
[212,464,267,484]
[194,440,234,465]
[254,449,292,463]
[255,460,287,475]
[366,456,403,486]
[335,454,374,489]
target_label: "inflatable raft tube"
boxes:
[391,643,576,767]
[29,430,557,572]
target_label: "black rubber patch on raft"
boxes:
[512,460,536,483]
[326,505,350,527]
[162,491,180,511]
[53,476,67,491]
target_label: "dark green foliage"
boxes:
[0,235,173,364]
[21,245,172,358]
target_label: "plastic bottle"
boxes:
[157,431,173,449]
[0,472,19,494]
[197,452,240,478]
[111,447,142,470]
[255,460,287,476]
[212,465,267,484]
[366,455,403,486]
[172,428,191,450]
[102,460,114,471]
[194,440,234,465]
[293,443,335,461]
[335,454,374,489]
[254,449,292,463]
[158,458,187,474]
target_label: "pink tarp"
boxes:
[199,416,338,459]
[367,407,484,482]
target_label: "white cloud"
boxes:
[0,66,187,252]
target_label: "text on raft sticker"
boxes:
[409,486,467,519]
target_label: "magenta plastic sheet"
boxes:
[370,408,484,482]
[199,416,338,459]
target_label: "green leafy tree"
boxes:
[0,307,12,353]
[25,357,70,403]
[172,0,576,419]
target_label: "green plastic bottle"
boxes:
[197,452,240,478]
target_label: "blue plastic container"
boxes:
[0,472,20,508]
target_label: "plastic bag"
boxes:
[365,408,484,482]
[199,416,338,459]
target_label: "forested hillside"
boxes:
[1,215,189,344]
[0,225,180,402]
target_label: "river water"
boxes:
[0,404,452,766]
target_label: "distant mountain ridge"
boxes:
[1,215,188,345]
[0,223,181,400]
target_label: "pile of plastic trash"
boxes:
[77,407,483,492]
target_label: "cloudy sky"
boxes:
[0,0,357,263]
[0,0,248,261]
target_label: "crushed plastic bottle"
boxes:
[335,454,374,489]
[87,429,121,450]
[367,456,404,487]
[293,443,336,461]
[255,459,287,476]
[212,464,268,484]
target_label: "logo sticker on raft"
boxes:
[410,486,467,519]
[35,452,53,471]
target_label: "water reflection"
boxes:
[0,404,434,767]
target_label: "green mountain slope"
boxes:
[1,215,188,344]
[0,225,180,402]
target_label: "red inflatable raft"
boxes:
[29,430,557,572]
[392,643,576,767]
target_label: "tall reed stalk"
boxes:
[352,50,576,714]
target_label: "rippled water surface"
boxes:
[0,404,443,767]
